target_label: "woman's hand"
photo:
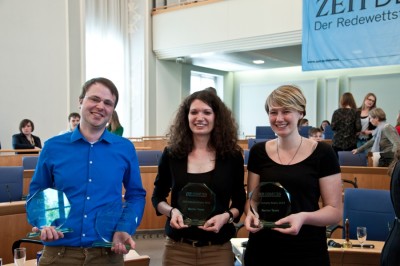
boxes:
[272,213,305,235]
[199,213,228,233]
[169,208,188,229]
[244,212,263,233]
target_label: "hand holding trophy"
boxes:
[26,188,73,238]
[249,182,291,229]
[177,183,216,226]
[92,201,139,250]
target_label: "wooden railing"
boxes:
[152,0,222,15]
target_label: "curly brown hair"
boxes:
[167,90,241,158]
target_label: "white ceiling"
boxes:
[169,45,302,72]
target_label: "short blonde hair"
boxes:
[265,85,306,116]
[369,107,386,121]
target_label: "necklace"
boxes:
[276,137,303,165]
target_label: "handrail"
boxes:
[152,0,223,15]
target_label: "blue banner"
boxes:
[302,0,400,71]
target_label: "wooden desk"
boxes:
[231,238,384,266]
[328,238,384,266]
[3,249,150,266]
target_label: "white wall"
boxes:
[0,0,84,149]
[152,0,302,59]
[233,65,400,136]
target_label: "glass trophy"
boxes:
[177,183,216,226]
[249,182,291,228]
[26,188,73,238]
[92,201,139,249]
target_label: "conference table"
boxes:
[3,249,150,266]
[230,238,385,266]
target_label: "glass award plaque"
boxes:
[249,182,291,228]
[177,183,216,226]
[26,188,72,238]
[92,201,139,249]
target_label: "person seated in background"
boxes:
[299,118,309,126]
[107,110,124,136]
[12,118,42,154]
[320,120,330,132]
[308,127,323,141]
[352,108,400,167]
[59,112,80,135]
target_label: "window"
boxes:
[190,71,223,98]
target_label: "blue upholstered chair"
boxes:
[299,126,312,138]
[247,138,268,150]
[243,149,250,165]
[329,188,395,241]
[323,125,334,139]
[136,150,162,166]
[22,156,39,170]
[255,126,276,139]
[0,166,24,202]
[338,151,368,166]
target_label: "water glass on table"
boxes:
[13,248,26,266]
[356,226,367,248]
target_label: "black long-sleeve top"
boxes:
[12,133,42,154]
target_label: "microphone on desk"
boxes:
[328,240,343,248]
[328,240,375,249]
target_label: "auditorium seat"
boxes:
[0,166,23,202]
[338,151,368,166]
[22,156,39,170]
[327,188,395,241]
[247,139,268,150]
[255,126,276,139]
[136,150,162,166]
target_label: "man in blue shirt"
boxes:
[28,77,146,265]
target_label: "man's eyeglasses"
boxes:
[84,95,115,108]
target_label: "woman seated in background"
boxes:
[107,110,124,136]
[319,120,330,132]
[352,108,400,167]
[12,118,42,154]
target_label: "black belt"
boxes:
[176,238,224,247]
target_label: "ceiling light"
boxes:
[253,60,265,64]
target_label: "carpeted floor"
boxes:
[133,230,165,266]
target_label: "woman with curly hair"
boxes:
[152,89,246,266]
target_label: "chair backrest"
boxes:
[136,150,162,166]
[338,151,368,166]
[244,149,250,165]
[247,138,268,150]
[22,156,39,170]
[343,188,395,241]
[299,126,312,138]
[255,126,276,139]
[0,166,23,202]
[323,125,334,139]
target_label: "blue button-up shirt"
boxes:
[28,127,146,247]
